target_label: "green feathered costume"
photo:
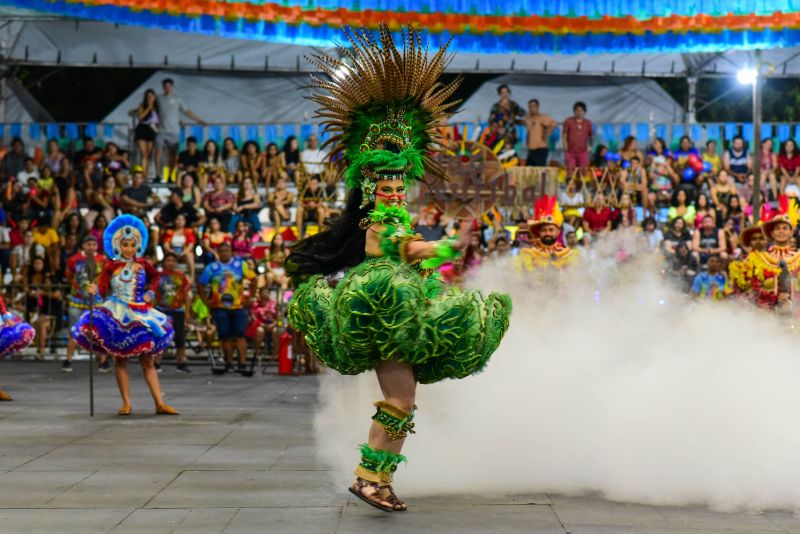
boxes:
[287,26,511,384]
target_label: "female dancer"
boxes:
[0,295,35,400]
[288,26,511,513]
[71,215,178,416]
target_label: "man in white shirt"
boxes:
[17,158,40,182]
[155,78,206,183]
[300,135,327,178]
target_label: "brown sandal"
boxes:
[348,478,407,512]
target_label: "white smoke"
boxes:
[314,229,800,511]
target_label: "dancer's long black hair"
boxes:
[287,188,372,276]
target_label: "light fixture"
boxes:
[737,67,758,85]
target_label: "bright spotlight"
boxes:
[737,67,758,85]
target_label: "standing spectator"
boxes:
[563,101,593,173]
[201,216,231,264]
[702,140,722,174]
[231,177,262,232]
[778,138,800,195]
[10,228,44,281]
[231,219,253,259]
[90,215,108,255]
[0,219,10,279]
[582,193,612,239]
[489,84,524,149]
[296,175,328,237]
[120,166,159,218]
[723,135,751,184]
[523,98,557,167]
[300,134,327,180]
[177,136,202,175]
[221,137,242,184]
[134,88,160,179]
[692,214,727,265]
[155,78,206,183]
[691,254,729,299]
[24,255,62,358]
[42,139,65,176]
[283,136,301,182]
[760,137,779,201]
[198,242,256,373]
[202,176,236,231]
[267,174,294,230]
[160,214,197,279]
[2,137,26,179]
[73,137,103,170]
[415,210,447,241]
[154,252,192,373]
[63,235,106,372]
[264,142,285,189]
[240,140,264,184]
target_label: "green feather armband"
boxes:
[419,237,461,270]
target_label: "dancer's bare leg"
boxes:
[140,355,178,414]
[0,370,11,401]
[114,357,132,414]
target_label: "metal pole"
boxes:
[687,76,698,124]
[88,299,94,417]
[753,49,763,224]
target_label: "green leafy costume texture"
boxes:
[288,206,511,384]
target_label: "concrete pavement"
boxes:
[0,360,798,533]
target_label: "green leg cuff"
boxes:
[372,401,416,441]
[354,444,407,484]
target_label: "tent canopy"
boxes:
[460,75,684,125]
[5,18,800,78]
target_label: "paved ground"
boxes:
[1,359,800,533]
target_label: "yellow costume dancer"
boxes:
[515,195,578,274]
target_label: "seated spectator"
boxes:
[231,219,253,259]
[9,217,30,248]
[231,177,262,233]
[582,193,612,239]
[202,176,236,231]
[2,137,26,179]
[59,213,86,243]
[156,188,204,230]
[3,177,32,222]
[300,134,326,180]
[264,233,290,290]
[0,219,10,279]
[668,189,696,225]
[240,140,264,184]
[641,217,663,252]
[200,140,223,191]
[90,215,108,255]
[724,195,746,235]
[24,255,62,357]
[662,217,692,257]
[723,135,751,184]
[694,193,716,229]
[668,241,699,291]
[691,254,729,299]
[591,144,609,168]
[54,232,80,283]
[779,138,800,195]
[18,157,40,182]
[73,136,103,169]
[558,178,586,226]
[94,175,121,223]
[221,137,242,184]
[120,166,159,218]
[267,174,294,230]
[565,231,580,249]
[178,136,202,174]
[702,140,721,174]
[32,214,59,267]
[179,172,203,212]
[710,169,738,221]
[160,214,197,279]
[42,138,65,176]
[283,136,300,181]
[296,175,328,237]
[101,142,128,175]
[246,286,278,358]
[612,193,636,229]
[28,177,55,222]
[620,136,645,165]
[646,138,677,211]
[201,216,231,264]
[692,214,727,265]
[263,142,285,189]
[415,209,446,241]
[10,229,45,281]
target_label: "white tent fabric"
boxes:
[7,18,800,78]
[102,70,317,126]
[459,75,684,125]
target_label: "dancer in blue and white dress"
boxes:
[71,214,178,416]
[0,295,35,401]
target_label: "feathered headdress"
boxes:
[104,214,148,260]
[306,25,461,207]
[528,195,564,230]
[764,194,799,237]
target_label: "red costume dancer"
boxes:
[515,195,578,272]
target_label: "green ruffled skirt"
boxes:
[288,257,511,384]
